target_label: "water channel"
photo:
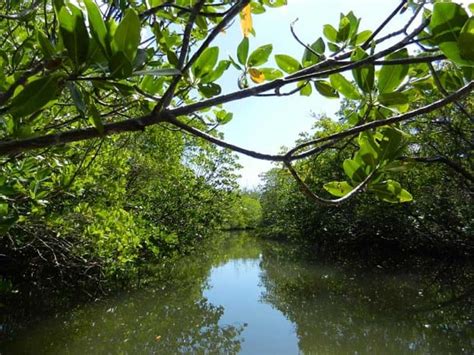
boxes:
[2,232,473,354]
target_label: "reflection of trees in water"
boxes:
[6,292,244,354]
[258,242,474,354]
[3,232,258,354]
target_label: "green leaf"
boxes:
[324,181,353,197]
[327,42,340,52]
[430,2,468,44]
[58,4,90,66]
[260,68,283,80]
[251,2,266,14]
[314,80,339,98]
[247,44,273,67]
[36,30,55,59]
[370,180,413,203]
[336,16,351,43]
[112,8,141,62]
[167,50,179,68]
[343,159,366,183]
[377,127,405,161]
[459,17,474,60]
[237,37,249,66]
[88,104,104,133]
[378,92,409,106]
[377,49,409,93]
[323,24,338,42]
[346,11,360,40]
[298,81,312,96]
[274,54,301,74]
[67,82,86,115]
[0,202,8,217]
[215,110,233,125]
[202,60,231,83]
[355,30,372,45]
[302,38,324,67]
[329,73,361,99]
[198,83,221,98]
[193,46,219,78]
[439,41,474,66]
[262,0,287,8]
[84,0,108,55]
[228,56,242,70]
[9,75,61,118]
[109,51,133,78]
[351,47,374,93]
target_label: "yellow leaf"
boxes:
[240,4,253,38]
[249,68,265,84]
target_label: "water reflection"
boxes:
[2,234,252,354]
[2,232,473,354]
[259,241,474,354]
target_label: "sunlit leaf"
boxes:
[377,49,409,93]
[314,80,339,98]
[240,4,253,38]
[58,4,89,66]
[193,47,219,78]
[330,73,362,99]
[9,75,62,118]
[84,0,108,55]
[351,47,374,93]
[275,54,301,74]
[237,37,249,66]
[324,181,353,197]
[112,9,141,62]
[247,44,272,67]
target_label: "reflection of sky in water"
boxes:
[204,258,299,355]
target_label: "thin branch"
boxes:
[285,160,378,206]
[286,81,474,159]
[165,114,283,161]
[428,63,473,123]
[0,61,45,106]
[361,0,408,49]
[0,0,41,20]
[157,0,207,110]
[399,156,474,183]
[289,19,430,83]
[337,54,445,66]
[140,2,229,20]
[290,18,323,61]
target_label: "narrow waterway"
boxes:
[2,232,473,354]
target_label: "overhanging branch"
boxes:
[0,81,472,158]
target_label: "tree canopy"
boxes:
[0,0,473,293]
[0,0,472,208]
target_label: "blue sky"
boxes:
[211,0,470,188]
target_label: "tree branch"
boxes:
[399,156,474,183]
[286,81,474,159]
[285,160,378,206]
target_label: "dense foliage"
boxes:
[0,0,473,296]
[260,104,473,255]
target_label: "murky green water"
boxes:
[2,233,473,354]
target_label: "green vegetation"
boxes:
[260,105,472,255]
[223,190,262,230]
[0,0,473,302]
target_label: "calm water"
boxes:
[2,233,473,354]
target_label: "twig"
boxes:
[285,160,378,206]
